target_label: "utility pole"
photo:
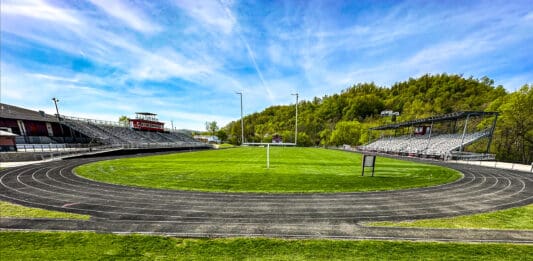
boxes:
[236,92,244,145]
[291,93,298,146]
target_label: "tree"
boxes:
[219,74,529,162]
[491,85,533,163]
[205,121,219,136]
[216,129,228,143]
[329,121,363,146]
[118,115,129,126]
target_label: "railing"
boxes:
[62,115,128,127]
[16,142,209,152]
[11,142,211,162]
[16,143,112,153]
[115,142,211,149]
[450,151,495,161]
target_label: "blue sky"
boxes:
[1,0,532,130]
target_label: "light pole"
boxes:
[236,92,244,145]
[291,93,298,146]
[52,97,60,121]
[52,97,65,141]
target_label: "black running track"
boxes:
[1,154,532,243]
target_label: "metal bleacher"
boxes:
[361,130,491,157]
[62,120,124,144]
[359,111,498,160]
[62,117,201,147]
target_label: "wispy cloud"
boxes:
[174,0,235,34]
[1,0,80,24]
[28,73,79,83]
[87,0,161,33]
[1,0,531,130]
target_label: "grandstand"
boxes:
[0,103,207,154]
[359,111,498,160]
[0,103,90,145]
[62,115,200,147]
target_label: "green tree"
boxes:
[216,129,228,143]
[221,74,529,162]
[205,121,219,136]
[118,115,129,126]
[330,121,363,146]
[491,85,533,163]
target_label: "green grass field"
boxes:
[75,147,461,193]
[1,232,531,260]
[0,201,90,220]
[368,204,533,230]
[216,143,236,149]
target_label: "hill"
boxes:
[224,74,532,164]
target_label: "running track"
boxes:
[1,154,532,243]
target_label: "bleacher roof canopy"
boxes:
[370,111,498,130]
[0,103,59,123]
[135,112,157,116]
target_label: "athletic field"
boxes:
[75,147,461,193]
[1,148,532,260]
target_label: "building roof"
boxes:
[0,103,59,123]
[370,111,498,130]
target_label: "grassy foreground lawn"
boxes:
[1,232,532,260]
[75,147,460,193]
[368,204,533,230]
[0,201,90,220]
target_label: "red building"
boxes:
[129,112,164,132]
[0,103,85,144]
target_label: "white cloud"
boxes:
[128,48,215,81]
[159,109,235,130]
[2,0,531,130]
[1,0,80,25]
[27,73,79,83]
[88,0,161,33]
[174,0,235,34]
[497,75,532,91]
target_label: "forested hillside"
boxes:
[223,74,532,164]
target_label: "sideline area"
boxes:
[0,158,59,168]
[453,160,532,173]
[2,150,532,173]
[1,151,532,243]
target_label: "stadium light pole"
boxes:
[236,91,244,145]
[52,97,60,121]
[291,93,298,146]
[52,97,65,141]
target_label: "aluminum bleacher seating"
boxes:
[361,130,490,157]
[63,119,202,147]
